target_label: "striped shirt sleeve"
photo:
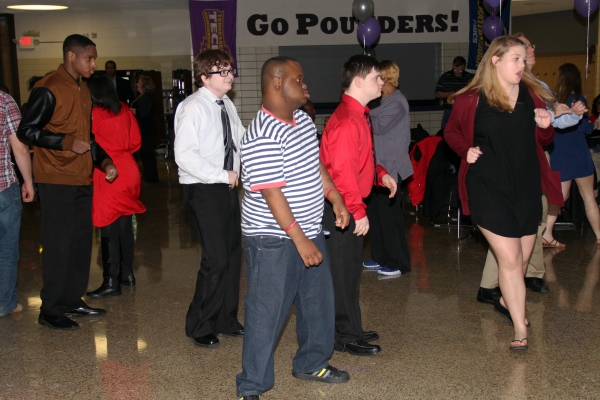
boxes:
[242,136,287,192]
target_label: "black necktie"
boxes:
[216,99,234,171]
[365,111,377,185]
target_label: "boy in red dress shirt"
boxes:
[320,55,397,356]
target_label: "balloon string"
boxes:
[586,0,590,99]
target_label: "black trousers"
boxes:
[183,183,243,338]
[323,200,365,345]
[100,215,135,276]
[140,130,158,182]
[38,184,92,316]
[365,185,411,273]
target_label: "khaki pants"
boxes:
[480,192,547,288]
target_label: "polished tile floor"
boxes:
[2,160,600,399]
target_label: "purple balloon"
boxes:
[357,17,381,48]
[484,0,503,8]
[482,16,504,42]
[574,0,600,18]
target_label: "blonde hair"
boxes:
[380,60,399,87]
[449,35,554,111]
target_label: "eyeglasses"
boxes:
[209,69,236,77]
[526,44,536,50]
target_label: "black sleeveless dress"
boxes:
[465,84,542,238]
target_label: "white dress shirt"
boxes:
[174,86,244,184]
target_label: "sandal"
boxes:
[543,238,566,248]
[510,338,528,351]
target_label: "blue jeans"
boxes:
[0,183,22,317]
[236,232,335,398]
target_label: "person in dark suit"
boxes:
[105,60,135,105]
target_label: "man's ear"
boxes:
[200,74,209,86]
[354,76,363,89]
[273,76,282,90]
[66,50,75,63]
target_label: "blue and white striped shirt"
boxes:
[241,107,323,239]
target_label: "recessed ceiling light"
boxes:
[7,5,68,10]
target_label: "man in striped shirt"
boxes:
[435,56,474,129]
[236,57,350,400]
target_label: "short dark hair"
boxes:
[193,49,234,88]
[340,55,380,91]
[27,76,43,92]
[63,34,96,60]
[453,56,467,67]
[87,73,121,115]
[261,56,297,94]
[0,83,9,94]
[105,60,117,69]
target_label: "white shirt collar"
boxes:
[199,86,230,103]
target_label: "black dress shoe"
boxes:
[64,306,106,317]
[86,279,121,298]
[334,339,381,356]
[363,330,379,342]
[525,277,549,293]
[477,287,502,304]
[240,396,261,400]
[38,312,79,330]
[192,333,220,348]
[216,327,244,338]
[493,298,531,328]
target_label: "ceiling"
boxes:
[0,0,578,16]
[512,0,577,17]
[0,0,189,12]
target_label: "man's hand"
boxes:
[296,237,323,267]
[571,101,588,116]
[595,119,600,130]
[554,103,573,118]
[227,171,238,188]
[331,198,350,229]
[534,108,552,129]
[21,183,34,202]
[380,174,397,198]
[354,215,369,236]
[105,164,118,182]
[71,138,91,154]
[467,146,482,164]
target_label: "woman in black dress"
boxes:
[131,75,158,183]
[445,35,555,350]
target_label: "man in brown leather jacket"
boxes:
[18,34,118,330]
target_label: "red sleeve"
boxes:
[128,108,142,153]
[321,119,367,220]
[444,95,472,160]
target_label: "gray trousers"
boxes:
[480,192,547,288]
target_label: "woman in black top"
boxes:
[445,35,555,351]
[131,75,158,183]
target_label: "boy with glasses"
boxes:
[174,49,244,348]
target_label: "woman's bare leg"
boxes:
[542,181,572,244]
[479,227,535,343]
[574,174,600,240]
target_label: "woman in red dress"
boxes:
[86,74,146,298]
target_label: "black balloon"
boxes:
[363,47,377,59]
[352,0,374,24]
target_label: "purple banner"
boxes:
[189,0,237,74]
